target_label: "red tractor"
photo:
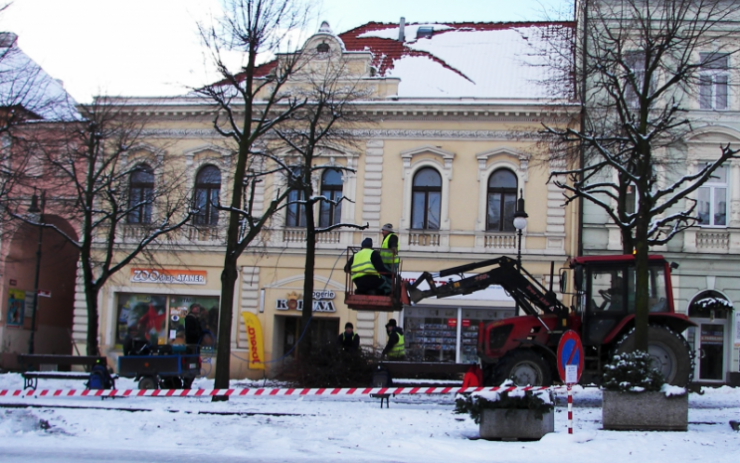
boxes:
[347,254,695,386]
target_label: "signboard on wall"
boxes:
[276,291,336,312]
[130,269,207,285]
[6,288,25,326]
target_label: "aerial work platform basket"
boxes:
[343,246,409,312]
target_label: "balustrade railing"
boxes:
[696,230,729,252]
[484,233,517,249]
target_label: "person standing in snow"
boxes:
[382,318,405,360]
[337,322,360,352]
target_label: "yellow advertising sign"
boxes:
[242,312,265,370]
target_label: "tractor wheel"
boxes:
[138,376,158,390]
[614,325,693,386]
[494,350,552,386]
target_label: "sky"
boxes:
[0,0,573,104]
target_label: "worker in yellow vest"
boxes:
[382,318,405,360]
[380,223,400,274]
[344,238,391,295]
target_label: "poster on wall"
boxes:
[167,295,220,349]
[116,293,167,345]
[6,288,25,327]
[735,316,740,348]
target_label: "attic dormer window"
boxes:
[416,26,434,39]
[317,42,330,54]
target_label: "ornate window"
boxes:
[697,164,727,227]
[699,52,729,110]
[193,165,221,226]
[486,169,517,232]
[319,169,342,227]
[127,164,154,224]
[411,167,442,230]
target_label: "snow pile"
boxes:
[661,384,687,398]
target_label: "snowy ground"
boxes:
[0,374,738,463]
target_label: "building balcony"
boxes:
[696,230,730,253]
[482,232,518,251]
[683,228,735,254]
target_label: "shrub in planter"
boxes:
[602,351,688,431]
[455,382,555,440]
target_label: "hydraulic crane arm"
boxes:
[406,256,571,330]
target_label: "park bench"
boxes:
[17,354,116,390]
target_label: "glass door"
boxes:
[687,320,727,382]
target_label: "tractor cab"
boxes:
[344,246,408,312]
[570,255,676,346]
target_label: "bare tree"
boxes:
[196,0,313,390]
[543,0,740,350]
[7,100,194,356]
[273,46,370,356]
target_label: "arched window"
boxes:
[411,167,441,230]
[486,169,517,232]
[194,165,221,226]
[286,166,306,227]
[127,164,154,224]
[319,169,342,228]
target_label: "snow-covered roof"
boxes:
[339,21,574,99]
[0,32,78,121]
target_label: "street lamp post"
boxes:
[512,189,528,316]
[27,190,45,355]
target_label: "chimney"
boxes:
[398,17,405,42]
[0,32,18,48]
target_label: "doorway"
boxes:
[686,291,733,383]
[279,316,340,360]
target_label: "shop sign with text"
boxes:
[276,299,336,313]
[131,269,207,285]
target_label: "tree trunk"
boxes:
[300,200,316,359]
[84,285,99,357]
[215,253,239,390]
[633,205,650,353]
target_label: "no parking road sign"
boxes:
[557,330,584,385]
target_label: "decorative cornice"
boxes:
[141,128,541,141]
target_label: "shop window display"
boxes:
[116,293,220,351]
[405,307,514,363]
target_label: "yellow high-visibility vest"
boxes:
[351,248,379,280]
[389,331,405,357]
[380,233,400,266]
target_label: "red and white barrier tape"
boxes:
[0,385,559,398]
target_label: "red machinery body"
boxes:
[354,253,695,386]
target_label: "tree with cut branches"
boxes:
[196,0,313,390]
[544,0,740,351]
[273,42,371,357]
[7,100,194,356]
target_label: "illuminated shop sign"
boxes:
[131,269,207,285]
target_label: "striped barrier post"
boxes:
[567,385,573,434]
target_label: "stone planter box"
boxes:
[479,408,555,440]
[602,391,688,431]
